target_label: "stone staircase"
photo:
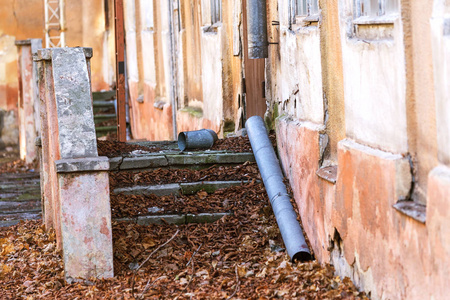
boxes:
[0,140,257,227]
[93,91,117,138]
[0,172,41,227]
[108,140,257,225]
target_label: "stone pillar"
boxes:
[15,39,42,164]
[35,47,114,280]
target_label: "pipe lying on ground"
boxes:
[246,116,312,262]
[178,129,218,151]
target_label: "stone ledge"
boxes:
[120,156,168,170]
[55,156,110,173]
[15,39,32,45]
[180,180,250,194]
[166,153,255,166]
[113,180,250,196]
[116,212,232,225]
[316,165,337,184]
[114,183,180,196]
[393,201,426,224]
[35,47,93,61]
[109,157,123,171]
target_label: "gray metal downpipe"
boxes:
[178,129,218,151]
[246,0,268,58]
[246,116,312,262]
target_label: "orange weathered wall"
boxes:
[0,0,111,148]
[269,0,449,299]
[125,0,242,141]
[276,116,450,299]
[0,0,44,111]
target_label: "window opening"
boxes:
[211,0,222,24]
[355,0,398,17]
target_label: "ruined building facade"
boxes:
[1,0,449,299]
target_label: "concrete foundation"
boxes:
[276,116,450,299]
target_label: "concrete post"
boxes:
[15,39,42,164]
[35,47,114,280]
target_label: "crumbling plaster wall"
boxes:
[271,0,450,299]
[276,0,324,125]
[200,27,224,130]
[431,0,450,166]
[338,0,408,154]
[124,0,174,140]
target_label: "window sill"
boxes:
[316,165,337,184]
[293,14,320,27]
[202,22,222,34]
[353,14,399,26]
[393,200,426,224]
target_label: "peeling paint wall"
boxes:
[269,0,450,299]
[124,0,243,140]
[0,0,112,147]
[402,0,438,204]
[431,0,450,166]
[338,0,408,154]
[274,0,324,125]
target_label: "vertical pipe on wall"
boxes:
[168,0,178,139]
[114,0,127,141]
[246,0,268,59]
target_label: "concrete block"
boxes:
[186,212,231,223]
[180,181,245,194]
[58,171,113,280]
[109,157,123,170]
[136,214,186,225]
[55,156,110,173]
[166,153,255,166]
[113,183,180,196]
[120,156,168,170]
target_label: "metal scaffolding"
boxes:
[44,0,65,48]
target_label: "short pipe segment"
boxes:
[178,129,218,151]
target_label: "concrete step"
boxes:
[0,200,41,213]
[0,212,41,227]
[96,125,118,137]
[92,90,116,101]
[109,152,255,171]
[94,114,116,124]
[113,180,252,196]
[93,100,115,114]
[115,212,231,225]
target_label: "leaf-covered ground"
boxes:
[0,196,368,299]
[0,137,368,299]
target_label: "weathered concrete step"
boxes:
[0,173,40,181]
[0,192,40,201]
[0,200,41,213]
[96,125,118,137]
[113,180,250,196]
[111,152,255,171]
[115,212,231,225]
[94,114,116,124]
[93,90,116,101]
[0,184,40,191]
[93,100,115,114]
[0,212,41,227]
